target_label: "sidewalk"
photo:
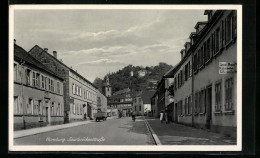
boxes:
[144,117,236,145]
[14,116,117,139]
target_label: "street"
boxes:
[14,116,155,145]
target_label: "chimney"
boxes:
[14,39,16,44]
[44,48,48,52]
[53,51,57,58]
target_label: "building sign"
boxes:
[219,62,237,74]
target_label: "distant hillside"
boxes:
[93,62,173,94]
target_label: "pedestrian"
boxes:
[160,111,164,124]
[132,111,136,122]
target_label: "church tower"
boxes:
[102,76,112,97]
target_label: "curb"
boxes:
[143,117,162,145]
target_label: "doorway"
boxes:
[206,86,212,129]
[87,104,92,120]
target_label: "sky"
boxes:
[14,9,207,82]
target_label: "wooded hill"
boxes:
[93,62,173,94]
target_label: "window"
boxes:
[222,20,226,47]
[76,85,78,95]
[226,14,232,43]
[211,33,215,55]
[206,38,211,62]
[14,96,19,114]
[198,49,201,68]
[57,82,60,94]
[50,79,54,92]
[215,28,221,53]
[185,64,188,81]
[72,84,75,94]
[215,82,222,111]
[73,104,76,114]
[27,98,33,114]
[189,61,192,78]
[139,106,141,111]
[56,103,60,116]
[194,53,198,72]
[26,69,31,85]
[41,76,45,89]
[174,77,177,90]
[225,78,234,111]
[200,90,206,113]
[44,77,47,90]
[178,73,180,88]
[79,87,82,97]
[180,70,183,86]
[185,98,188,115]
[33,100,38,115]
[38,100,42,115]
[51,102,55,116]
[36,73,40,87]
[32,72,36,86]
[188,96,192,114]
[194,92,198,114]
[47,78,51,90]
[139,98,141,102]
[14,64,17,81]
[179,100,183,115]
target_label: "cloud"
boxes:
[77,58,125,66]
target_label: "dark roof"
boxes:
[204,10,212,15]
[140,90,156,104]
[29,45,97,89]
[189,32,197,38]
[14,44,63,81]
[194,21,208,29]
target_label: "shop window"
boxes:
[215,82,222,112]
[225,78,234,111]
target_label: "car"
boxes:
[94,111,107,122]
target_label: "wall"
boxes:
[173,54,193,125]
[192,11,237,138]
[13,62,64,130]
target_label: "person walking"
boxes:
[132,111,136,122]
[160,111,164,124]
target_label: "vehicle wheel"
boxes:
[96,118,98,122]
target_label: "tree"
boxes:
[93,77,104,90]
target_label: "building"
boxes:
[13,43,64,130]
[138,70,148,77]
[133,90,156,115]
[107,90,135,117]
[102,76,112,97]
[165,10,237,138]
[29,45,99,122]
[151,92,159,118]
[97,90,107,113]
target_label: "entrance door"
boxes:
[87,104,92,119]
[206,86,212,129]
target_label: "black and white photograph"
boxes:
[9,5,242,151]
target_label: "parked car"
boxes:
[94,111,107,122]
